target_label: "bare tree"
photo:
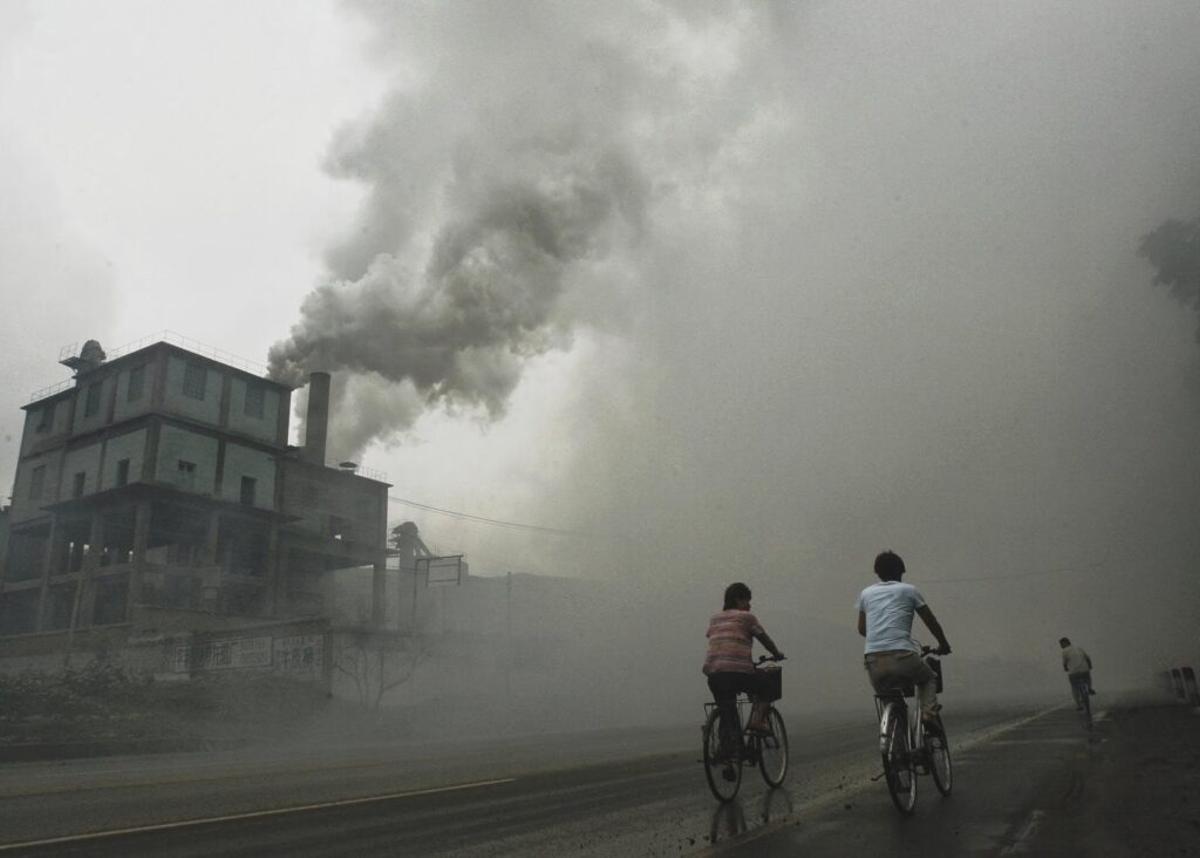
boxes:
[332,628,432,710]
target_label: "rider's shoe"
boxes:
[721,764,738,782]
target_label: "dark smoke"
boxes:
[1139,215,1200,339]
[268,14,650,459]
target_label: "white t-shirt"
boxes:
[1061,645,1091,675]
[856,580,926,654]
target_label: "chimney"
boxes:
[304,371,330,467]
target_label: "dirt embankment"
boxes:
[0,664,334,759]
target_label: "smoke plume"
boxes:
[266,2,727,457]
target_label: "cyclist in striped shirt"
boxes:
[703,582,785,748]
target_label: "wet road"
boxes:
[706,704,1130,856]
[0,704,1049,856]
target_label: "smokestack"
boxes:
[304,371,330,467]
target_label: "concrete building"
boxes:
[0,337,391,658]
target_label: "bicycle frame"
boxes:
[872,646,952,814]
[875,692,924,767]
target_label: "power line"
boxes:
[922,562,1106,584]
[387,495,593,539]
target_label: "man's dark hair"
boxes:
[874,551,905,581]
[1059,637,1071,646]
[723,582,752,609]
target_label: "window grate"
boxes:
[244,383,265,419]
[182,363,206,400]
[127,365,145,402]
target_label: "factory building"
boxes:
[0,337,390,658]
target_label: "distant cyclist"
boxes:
[1059,637,1095,710]
[856,551,951,726]
[702,583,785,757]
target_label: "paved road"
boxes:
[708,700,1200,857]
[0,703,1069,856]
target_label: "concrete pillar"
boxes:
[371,559,386,628]
[392,522,420,634]
[265,521,281,617]
[62,511,103,668]
[303,372,330,467]
[34,515,58,632]
[203,510,221,566]
[78,511,103,625]
[128,499,152,616]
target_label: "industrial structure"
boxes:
[0,337,391,669]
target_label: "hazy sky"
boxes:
[3,1,1200,683]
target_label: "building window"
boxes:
[182,363,206,400]
[240,476,256,506]
[127,365,145,402]
[36,402,56,433]
[29,465,46,500]
[84,382,102,417]
[244,383,265,419]
[329,515,351,541]
[177,460,196,488]
[115,458,130,487]
[72,471,86,498]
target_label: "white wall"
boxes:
[100,428,148,490]
[9,450,61,522]
[71,374,116,436]
[156,425,218,495]
[19,395,71,457]
[112,361,156,423]
[163,356,222,426]
[221,443,276,509]
[227,377,281,444]
[61,442,103,498]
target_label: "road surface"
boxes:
[1,699,1178,857]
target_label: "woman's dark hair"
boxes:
[723,582,752,609]
[874,551,905,581]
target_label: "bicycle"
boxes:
[874,646,952,815]
[1069,672,1093,731]
[701,656,789,802]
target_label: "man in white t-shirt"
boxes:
[1059,637,1094,709]
[855,551,951,723]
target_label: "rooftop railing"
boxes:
[29,331,271,403]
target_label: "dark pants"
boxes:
[707,672,769,752]
[1069,671,1092,708]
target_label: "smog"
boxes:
[2,2,1200,853]
[268,0,1200,723]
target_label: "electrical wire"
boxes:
[922,562,1106,584]
[387,495,593,539]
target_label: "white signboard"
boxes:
[173,636,272,672]
[417,555,465,586]
[273,634,324,678]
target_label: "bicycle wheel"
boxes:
[882,705,917,815]
[703,708,742,802]
[926,715,952,796]
[757,707,789,788]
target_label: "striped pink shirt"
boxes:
[702,609,764,675]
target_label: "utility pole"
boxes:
[505,571,512,706]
